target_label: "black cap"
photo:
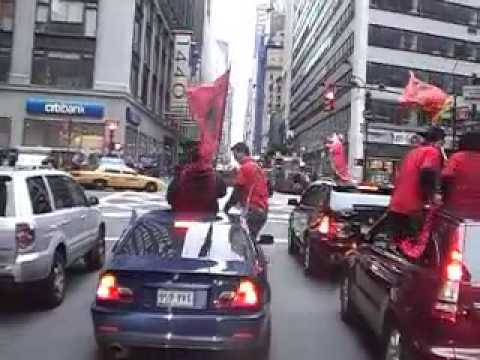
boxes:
[231,142,250,155]
[417,126,446,143]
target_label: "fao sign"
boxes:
[170,32,192,112]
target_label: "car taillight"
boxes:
[16,223,35,253]
[317,216,349,240]
[215,279,261,309]
[433,229,464,323]
[96,274,133,303]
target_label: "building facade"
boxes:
[0,0,203,170]
[290,0,480,183]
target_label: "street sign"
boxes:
[463,86,480,104]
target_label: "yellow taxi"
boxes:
[71,165,165,192]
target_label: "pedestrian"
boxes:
[167,143,226,217]
[442,131,480,216]
[372,126,445,242]
[224,142,269,241]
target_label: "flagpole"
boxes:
[214,68,231,166]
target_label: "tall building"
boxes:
[290,0,480,183]
[0,0,204,168]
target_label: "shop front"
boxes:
[24,98,106,153]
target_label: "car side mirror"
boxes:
[288,198,299,206]
[258,234,274,245]
[88,196,99,206]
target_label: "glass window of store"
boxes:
[0,0,14,31]
[0,118,11,147]
[125,126,138,158]
[0,0,14,82]
[23,119,104,152]
[138,133,148,156]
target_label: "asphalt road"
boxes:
[0,191,375,360]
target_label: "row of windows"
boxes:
[0,0,14,31]
[371,0,480,27]
[292,1,353,81]
[36,0,98,37]
[291,33,355,126]
[366,62,472,95]
[369,25,480,63]
[368,99,431,127]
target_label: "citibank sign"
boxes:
[26,98,104,118]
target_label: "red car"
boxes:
[341,209,480,360]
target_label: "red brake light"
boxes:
[318,216,330,235]
[317,216,349,240]
[215,279,261,309]
[96,274,133,303]
[16,223,35,253]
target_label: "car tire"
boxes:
[340,275,356,324]
[383,325,413,360]
[145,182,157,193]
[94,179,107,190]
[303,236,314,276]
[42,251,66,308]
[84,227,106,272]
[288,223,299,255]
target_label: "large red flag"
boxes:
[399,71,452,123]
[187,71,230,162]
[325,133,351,182]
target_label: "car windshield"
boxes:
[114,216,252,262]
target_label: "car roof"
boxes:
[0,166,70,179]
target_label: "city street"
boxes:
[0,191,374,360]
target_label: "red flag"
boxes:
[326,133,351,182]
[187,71,230,162]
[399,71,452,122]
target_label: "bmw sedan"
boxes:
[91,210,272,359]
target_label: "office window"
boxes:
[85,8,97,37]
[0,0,14,31]
[151,75,158,111]
[145,28,152,67]
[51,0,84,23]
[0,48,10,82]
[131,56,139,96]
[32,51,94,88]
[141,66,149,104]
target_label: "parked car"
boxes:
[287,181,391,274]
[0,166,105,308]
[71,165,165,192]
[91,211,273,360]
[341,210,480,360]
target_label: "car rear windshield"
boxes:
[464,225,480,282]
[0,176,14,217]
[114,217,252,262]
[329,190,391,212]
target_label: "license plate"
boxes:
[157,290,195,308]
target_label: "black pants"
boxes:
[246,207,268,241]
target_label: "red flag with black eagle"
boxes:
[187,71,230,163]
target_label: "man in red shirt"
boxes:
[224,143,269,241]
[442,131,480,216]
[384,126,445,240]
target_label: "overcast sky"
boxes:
[211,0,257,144]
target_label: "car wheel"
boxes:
[384,326,412,360]
[84,227,106,271]
[94,179,107,190]
[43,251,66,308]
[303,236,314,276]
[288,223,299,255]
[145,182,157,192]
[340,275,356,323]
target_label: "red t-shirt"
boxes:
[236,157,269,211]
[390,145,443,215]
[442,151,480,215]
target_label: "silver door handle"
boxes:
[80,215,87,220]
[49,224,58,230]
[60,220,71,226]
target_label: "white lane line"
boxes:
[106,236,119,242]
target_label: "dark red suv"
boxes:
[341,210,480,360]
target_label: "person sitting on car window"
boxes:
[167,144,226,217]
[442,131,480,216]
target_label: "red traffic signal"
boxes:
[323,85,336,111]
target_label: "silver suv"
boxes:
[0,166,105,308]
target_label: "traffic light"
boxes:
[323,85,336,111]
